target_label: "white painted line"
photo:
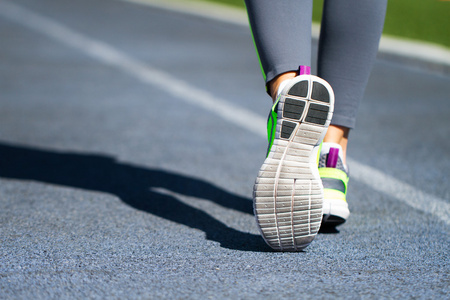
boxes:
[120,0,250,26]
[120,0,450,68]
[379,35,450,67]
[0,0,265,137]
[348,158,450,225]
[0,1,448,225]
[119,0,322,38]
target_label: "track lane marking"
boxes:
[1,0,448,225]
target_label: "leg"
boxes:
[268,72,297,102]
[245,0,313,99]
[318,0,387,162]
[317,0,387,225]
[247,0,334,251]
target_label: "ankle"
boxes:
[323,125,350,165]
[268,72,297,102]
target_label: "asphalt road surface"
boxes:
[1,0,449,298]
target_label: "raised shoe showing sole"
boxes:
[254,74,334,251]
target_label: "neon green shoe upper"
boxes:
[266,98,279,156]
[318,143,350,224]
[319,167,349,202]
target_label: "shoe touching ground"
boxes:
[319,142,350,226]
[253,66,334,251]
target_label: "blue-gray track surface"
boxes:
[0,0,449,298]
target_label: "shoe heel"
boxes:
[254,71,335,251]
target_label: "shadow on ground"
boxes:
[0,142,270,252]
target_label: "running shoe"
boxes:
[254,66,334,251]
[319,142,350,226]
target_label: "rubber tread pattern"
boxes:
[283,98,305,120]
[311,82,330,103]
[288,80,308,98]
[281,120,296,139]
[305,103,329,125]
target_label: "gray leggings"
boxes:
[245,0,387,128]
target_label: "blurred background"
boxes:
[216,0,450,49]
[1,0,449,298]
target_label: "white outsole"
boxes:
[322,198,350,222]
[253,75,335,251]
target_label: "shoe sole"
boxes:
[322,198,350,226]
[254,75,334,251]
